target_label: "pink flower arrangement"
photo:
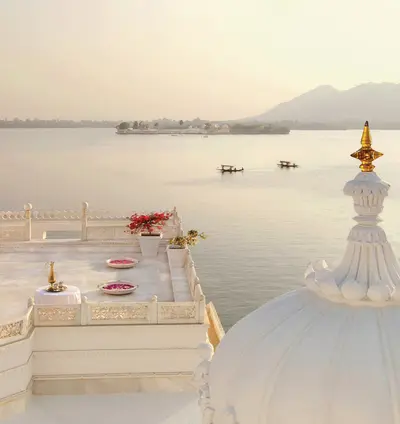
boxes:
[127,211,172,235]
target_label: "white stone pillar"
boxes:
[24,203,32,241]
[195,284,206,323]
[81,202,88,241]
[150,295,158,324]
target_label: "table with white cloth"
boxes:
[34,285,81,305]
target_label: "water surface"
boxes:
[1,128,400,328]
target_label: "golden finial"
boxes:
[350,121,383,172]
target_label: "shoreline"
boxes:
[2,127,400,131]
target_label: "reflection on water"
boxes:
[1,128,400,328]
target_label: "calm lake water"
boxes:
[1,128,400,328]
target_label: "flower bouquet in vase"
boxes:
[167,230,207,268]
[127,211,172,257]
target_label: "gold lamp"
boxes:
[46,261,66,292]
[350,121,383,172]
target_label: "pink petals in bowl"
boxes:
[99,281,138,295]
[106,258,138,269]
[104,283,133,290]
[110,260,132,265]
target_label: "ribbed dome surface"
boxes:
[208,288,400,424]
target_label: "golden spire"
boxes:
[350,121,383,172]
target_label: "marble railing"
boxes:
[0,210,26,220]
[185,254,200,297]
[0,294,205,346]
[0,203,183,241]
[0,304,34,347]
[33,293,205,327]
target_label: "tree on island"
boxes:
[179,120,184,126]
[154,122,159,129]
[204,122,212,131]
[133,121,139,129]
[117,121,130,130]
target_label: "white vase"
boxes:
[167,245,188,268]
[138,233,162,257]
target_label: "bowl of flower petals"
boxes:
[106,258,138,269]
[99,281,138,295]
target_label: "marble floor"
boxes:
[3,393,201,424]
[0,240,177,322]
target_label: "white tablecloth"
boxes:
[34,285,81,305]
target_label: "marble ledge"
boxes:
[32,374,196,396]
[0,304,204,347]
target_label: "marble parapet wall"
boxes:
[0,325,208,419]
[33,296,204,327]
[0,203,183,241]
[0,314,209,419]
[0,296,205,343]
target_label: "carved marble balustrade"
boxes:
[0,203,183,241]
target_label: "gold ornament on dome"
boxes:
[350,121,383,172]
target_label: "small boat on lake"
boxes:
[217,164,244,173]
[277,160,299,168]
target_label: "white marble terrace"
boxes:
[0,203,214,421]
[0,203,205,324]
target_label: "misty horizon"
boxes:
[2,0,400,120]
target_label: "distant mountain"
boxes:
[251,83,400,124]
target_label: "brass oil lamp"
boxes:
[46,261,67,292]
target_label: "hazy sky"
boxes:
[1,0,400,120]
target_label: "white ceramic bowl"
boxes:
[99,281,138,295]
[106,257,138,269]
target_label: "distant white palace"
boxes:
[116,123,230,135]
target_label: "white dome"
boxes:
[207,288,400,424]
[197,123,400,424]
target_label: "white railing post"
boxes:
[195,284,206,323]
[172,207,178,225]
[178,215,184,236]
[81,296,88,325]
[192,276,200,297]
[150,295,158,324]
[185,257,197,291]
[171,207,184,236]
[24,203,32,241]
[81,202,88,241]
